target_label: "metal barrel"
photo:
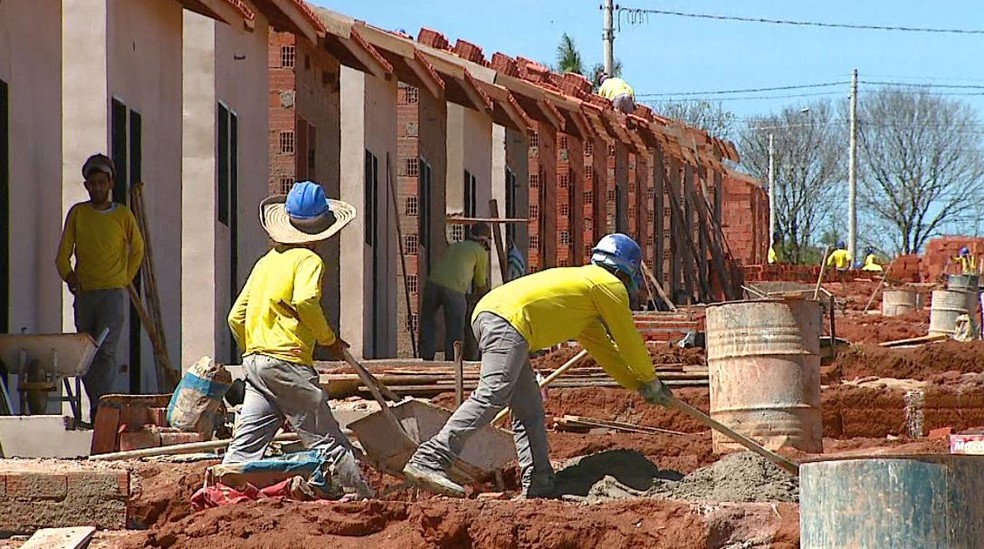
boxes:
[705,298,823,454]
[929,289,971,336]
[801,456,984,548]
[882,288,918,317]
[947,274,981,317]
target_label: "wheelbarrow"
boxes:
[342,351,515,485]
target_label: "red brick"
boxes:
[146,407,168,427]
[90,404,121,455]
[0,464,129,533]
[119,430,161,452]
[417,27,449,50]
[490,52,518,77]
[159,431,206,446]
[452,39,485,64]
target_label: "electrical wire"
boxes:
[616,7,984,35]
[636,81,848,98]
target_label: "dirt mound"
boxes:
[834,310,930,344]
[544,387,710,433]
[657,452,798,503]
[128,460,220,528]
[117,497,716,549]
[532,343,705,370]
[830,341,984,382]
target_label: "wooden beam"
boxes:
[489,200,509,283]
[266,0,319,43]
[446,215,529,224]
[409,50,444,98]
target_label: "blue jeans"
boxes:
[74,288,125,422]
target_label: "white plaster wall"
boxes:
[180,11,217,369]
[338,67,397,359]
[462,106,492,218]
[61,0,109,334]
[0,0,62,334]
[490,124,507,287]
[106,0,184,391]
[445,103,464,214]
[181,9,270,369]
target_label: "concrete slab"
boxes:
[0,416,92,458]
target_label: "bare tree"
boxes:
[855,88,984,253]
[738,101,845,263]
[652,100,736,140]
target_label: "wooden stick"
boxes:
[641,261,676,311]
[453,340,464,407]
[662,395,799,476]
[488,200,509,283]
[558,414,689,436]
[814,246,831,300]
[385,153,418,357]
[126,284,179,390]
[491,349,589,427]
[342,350,418,448]
[446,216,529,224]
[90,432,300,461]
[862,260,896,314]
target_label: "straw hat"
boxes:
[260,181,356,244]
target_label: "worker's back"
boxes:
[474,264,626,352]
[598,77,633,100]
[429,239,488,294]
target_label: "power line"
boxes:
[616,7,984,35]
[861,80,984,90]
[644,91,846,103]
[636,81,848,98]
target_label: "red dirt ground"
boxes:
[833,309,930,344]
[827,340,984,382]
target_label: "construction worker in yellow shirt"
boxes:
[861,247,883,272]
[224,181,372,499]
[597,72,636,114]
[955,247,977,274]
[403,233,672,498]
[56,154,144,423]
[826,241,852,271]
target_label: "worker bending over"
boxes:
[597,72,636,114]
[826,241,852,271]
[861,247,883,272]
[403,233,672,498]
[955,247,977,274]
[419,223,490,360]
[56,154,144,423]
[224,181,372,499]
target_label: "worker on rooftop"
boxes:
[419,223,491,361]
[861,247,884,272]
[596,71,635,114]
[223,181,373,500]
[403,233,672,498]
[826,241,852,271]
[954,246,977,274]
[56,154,144,424]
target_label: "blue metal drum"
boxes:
[801,456,984,548]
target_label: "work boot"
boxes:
[521,474,557,499]
[402,462,465,498]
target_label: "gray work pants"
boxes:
[223,354,372,498]
[74,288,125,422]
[410,312,554,493]
[613,93,635,114]
[419,280,466,361]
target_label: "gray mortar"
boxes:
[554,450,799,504]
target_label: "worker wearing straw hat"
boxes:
[223,181,372,499]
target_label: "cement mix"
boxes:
[554,450,799,504]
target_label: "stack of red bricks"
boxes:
[720,173,769,266]
[633,309,705,343]
[90,394,206,455]
[891,253,923,283]
[922,237,984,281]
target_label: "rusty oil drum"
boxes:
[705,298,823,453]
[801,456,984,548]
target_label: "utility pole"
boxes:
[848,69,858,264]
[603,0,614,75]
[768,133,776,244]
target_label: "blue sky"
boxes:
[311,0,984,123]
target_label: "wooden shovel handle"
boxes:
[664,395,800,476]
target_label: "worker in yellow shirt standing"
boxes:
[597,72,636,114]
[826,241,852,271]
[955,247,977,274]
[861,247,884,272]
[403,233,672,498]
[56,154,144,423]
[419,223,490,360]
[223,181,372,499]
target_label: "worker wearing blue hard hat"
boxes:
[954,246,977,274]
[403,233,671,499]
[826,241,852,271]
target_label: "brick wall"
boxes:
[923,236,984,281]
[268,32,297,194]
[721,173,771,267]
[527,123,557,271]
[555,132,584,266]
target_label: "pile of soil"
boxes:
[829,340,984,382]
[833,309,930,344]
[532,343,705,370]
[128,460,220,528]
[554,450,798,505]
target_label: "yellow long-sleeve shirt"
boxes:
[955,255,977,274]
[474,264,654,390]
[598,77,634,100]
[428,239,488,294]
[55,202,144,291]
[861,253,883,272]
[228,247,337,365]
[826,249,852,269]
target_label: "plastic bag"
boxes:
[166,356,232,438]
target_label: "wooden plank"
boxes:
[559,414,689,436]
[641,261,677,310]
[488,200,509,283]
[879,334,949,348]
[20,527,95,549]
[446,215,529,224]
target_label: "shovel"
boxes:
[656,392,800,476]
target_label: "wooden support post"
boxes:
[641,261,676,310]
[453,340,464,406]
[488,200,509,283]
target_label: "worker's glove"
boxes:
[638,379,673,405]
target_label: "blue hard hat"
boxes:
[591,233,643,291]
[960,246,971,256]
[837,241,846,249]
[286,181,330,220]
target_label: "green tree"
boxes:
[555,33,584,75]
